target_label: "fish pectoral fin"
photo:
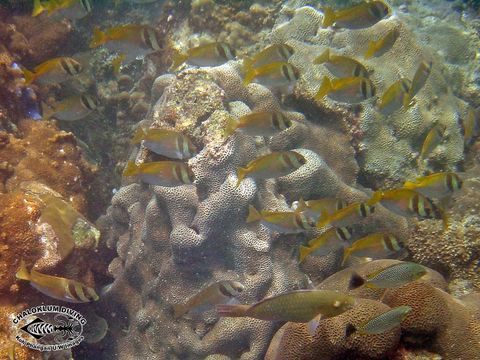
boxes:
[306,314,323,336]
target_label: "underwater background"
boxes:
[0,0,479,359]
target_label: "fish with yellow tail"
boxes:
[403,172,462,200]
[407,61,432,100]
[33,0,92,20]
[419,123,446,162]
[349,262,427,290]
[377,78,412,115]
[225,111,293,138]
[90,24,161,65]
[368,188,443,220]
[22,57,82,85]
[243,61,300,89]
[342,233,404,266]
[41,93,98,121]
[236,150,306,187]
[16,260,99,303]
[132,127,197,160]
[243,44,295,70]
[171,42,236,70]
[346,305,412,336]
[315,76,375,104]
[293,197,347,223]
[217,290,355,322]
[364,28,399,59]
[463,106,479,146]
[316,202,375,228]
[321,1,390,29]
[247,205,315,234]
[299,227,351,263]
[123,161,195,187]
[173,280,244,319]
[314,49,369,78]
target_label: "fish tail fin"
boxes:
[172,303,187,319]
[296,198,308,212]
[321,7,336,27]
[341,247,352,267]
[364,42,376,60]
[21,68,35,85]
[15,259,30,281]
[242,57,253,74]
[216,304,249,317]
[242,66,257,86]
[298,245,310,263]
[316,211,330,227]
[90,27,106,48]
[246,205,261,223]
[314,49,330,64]
[367,191,382,206]
[345,323,357,337]
[348,272,365,290]
[236,167,247,187]
[32,0,45,16]
[170,50,188,70]
[111,53,126,76]
[403,180,416,189]
[131,126,147,144]
[123,161,139,177]
[315,77,332,100]
[224,115,238,138]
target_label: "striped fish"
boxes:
[16,260,99,303]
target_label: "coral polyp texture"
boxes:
[95,1,480,358]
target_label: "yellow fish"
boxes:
[346,306,412,336]
[16,260,99,303]
[364,28,399,59]
[316,202,375,228]
[243,44,294,70]
[217,290,355,322]
[123,160,195,187]
[368,188,442,220]
[132,127,197,160]
[418,123,446,162]
[377,78,412,115]
[294,197,347,223]
[225,111,293,138]
[314,49,369,78]
[407,61,432,100]
[403,172,462,200]
[247,205,315,234]
[243,61,300,88]
[42,93,98,121]
[349,262,426,289]
[316,76,375,104]
[171,42,236,69]
[236,150,306,187]
[342,233,403,266]
[299,227,351,263]
[90,24,161,64]
[22,57,82,85]
[33,0,92,20]
[322,1,390,29]
[173,280,244,318]
[463,107,479,145]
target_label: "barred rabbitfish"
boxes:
[16,260,99,303]
[342,233,404,266]
[225,111,293,138]
[364,29,399,59]
[123,160,195,187]
[299,227,351,263]
[243,61,300,89]
[247,205,315,234]
[41,94,98,121]
[316,76,375,104]
[378,78,412,115]
[33,0,92,20]
[22,57,82,85]
[294,197,347,223]
[322,1,390,29]
[243,44,294,70]
[317,202,375,228]
[403,172,462,200]
[171,42,235,69]
[173,280,244,318]
[314,49,369,78]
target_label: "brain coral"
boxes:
[97,1,478,359]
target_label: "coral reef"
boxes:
[266,260,480,360]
